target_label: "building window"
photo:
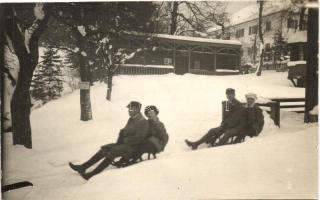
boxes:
[249,25,258,35]
[287,18,298,29]
[265,43,271,51]
[164,58,172,65]
[265,21,271,32]
[236,29,244,38]
[300,19,307,30]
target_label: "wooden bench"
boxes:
[268,98,305,127]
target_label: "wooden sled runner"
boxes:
[2,181,33,193]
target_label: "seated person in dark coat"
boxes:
[185,88,246,149]
[215,92,265,146]
[244,93,264,137]
[69,101,148,180]
[138,105,169,158]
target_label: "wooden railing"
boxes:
[190,69,240,76]
[115,65,174,75]
[262,63,287,71]
[189,69,216,75]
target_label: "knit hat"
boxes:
[245,92,257,100]
[127,101,142,110]
[144,105,159,116]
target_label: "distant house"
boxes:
[207,1,307,66]
[115,32,242,75]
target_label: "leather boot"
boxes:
[185,139,198,150]
[80,150,105,169]
[69,162,85,174]
[80,158,111,180]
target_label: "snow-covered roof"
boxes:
[207,27,220,33]
[125,31,241,46]
[306,1,319,8]
[287,60,306,67]
[287,31,307,43]
[208,0,295,32]
[216,69,240,72]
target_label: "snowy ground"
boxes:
[2,71,317,200]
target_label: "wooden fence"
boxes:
[189,69,240,76]
[262,63,287,71]
[115,65,174,75]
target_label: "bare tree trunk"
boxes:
[253,34,257,63]
[106,70,113,101]
[305,8,318,122]
[75,33,92,121]
[74,8,92,121]
[299,7,306,30]
[11,63,33,148]
[170,2,179,35]
[256,0,264,76]
[5,4,48,148]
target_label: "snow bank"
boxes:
[2,71,316,200]
[310,105,318,115]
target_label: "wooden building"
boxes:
[116,32,242,75]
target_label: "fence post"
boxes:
[269,101,280,127]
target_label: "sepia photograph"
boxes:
[1,0,318,199]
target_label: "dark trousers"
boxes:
[215,128,244,146]
[195,126,225,146]
[79,143,137,178]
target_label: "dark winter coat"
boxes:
[221,99,246,130]
[244,104,264,137]
[146,118,169,152]
[116,113,149,146]
[101,113,148,160]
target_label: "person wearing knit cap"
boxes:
[136,105,169,158]
[215,92,264,146]
[69,101,148,180]
[245,92,257,102]
[244,92,264,137]
[185,88,246,150]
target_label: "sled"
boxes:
[2,181,33,193]
[111,149,158,168]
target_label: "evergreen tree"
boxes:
[272,29,289,62]
[31,48,64,103]
[63,51,80,91]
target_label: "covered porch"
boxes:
[117,32,242,75]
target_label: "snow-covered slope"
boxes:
[2,71,317,200]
